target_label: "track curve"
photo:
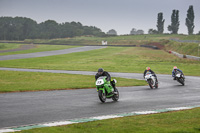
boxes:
[0,68,200,129]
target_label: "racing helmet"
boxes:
[98,68,104,75]
[173,66,177,70]
[146,67,150,71]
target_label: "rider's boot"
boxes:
[111,81,117,94]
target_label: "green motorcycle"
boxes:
[95,76,119,103]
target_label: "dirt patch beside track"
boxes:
[146,42,165,50]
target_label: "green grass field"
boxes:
[0,70,146,92]
[0,43,22,51]
[17,107,200,133]
[0,47,199,76]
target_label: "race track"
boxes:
[0,46,199,129]
[0,68,200,129]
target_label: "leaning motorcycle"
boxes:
[95,76,119,103]
[175,72,185,85]
[144,72,158,89]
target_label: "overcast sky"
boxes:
[0,0,200,35]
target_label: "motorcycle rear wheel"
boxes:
[155,82,158,88]
[112,88,119,101]
[179,78,185,86]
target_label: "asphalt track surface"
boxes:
[0,68,200,129]
[0,46,200,129]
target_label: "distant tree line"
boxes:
[130,28,144,35]
[149,5,198,35]
[0,17,106,40]
[111,5,198,35]
[107,29,117,35]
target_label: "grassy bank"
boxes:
[24,35,167,45]
[0,43,78,56]
[0,47,199,76]
[24,34,200,45]
[23,34,200,56]
[18,107,200,133]
[0,43,22,51]
[0,70,146,93]
[162,41,200,56]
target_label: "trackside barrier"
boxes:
[170,51,200,61]
[186,55,200,61]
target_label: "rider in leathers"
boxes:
[172,66,183,80]
[143,67,158,83]
[95,68,117,93]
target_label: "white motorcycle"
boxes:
[144,72,158,89]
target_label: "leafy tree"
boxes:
[0,17,106,40]
[0,17,37,40]
[38,20,59,39]
[130,28,144,35]
[130,28,137,35]
[107,29,117,35]
[157,12,165,34]
[168,10,180,34]
[186,5,195,35]
[148,29,158,34]
[136,30,144,35]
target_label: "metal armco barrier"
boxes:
[170,51,200,61]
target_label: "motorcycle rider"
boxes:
[172,66,183,80]
[143,67,158,83]
[95,68,117,94]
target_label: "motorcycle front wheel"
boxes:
[98,90,106,103]
[178,78,185,86]
[148,79,153,89]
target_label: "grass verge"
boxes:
[18,107,200,133]
[24,34,200,56]
[0,43,22,51]
[0,43,78,56]
[0,70,146,93]
[0,47,199,76]
[25,34,200,46]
